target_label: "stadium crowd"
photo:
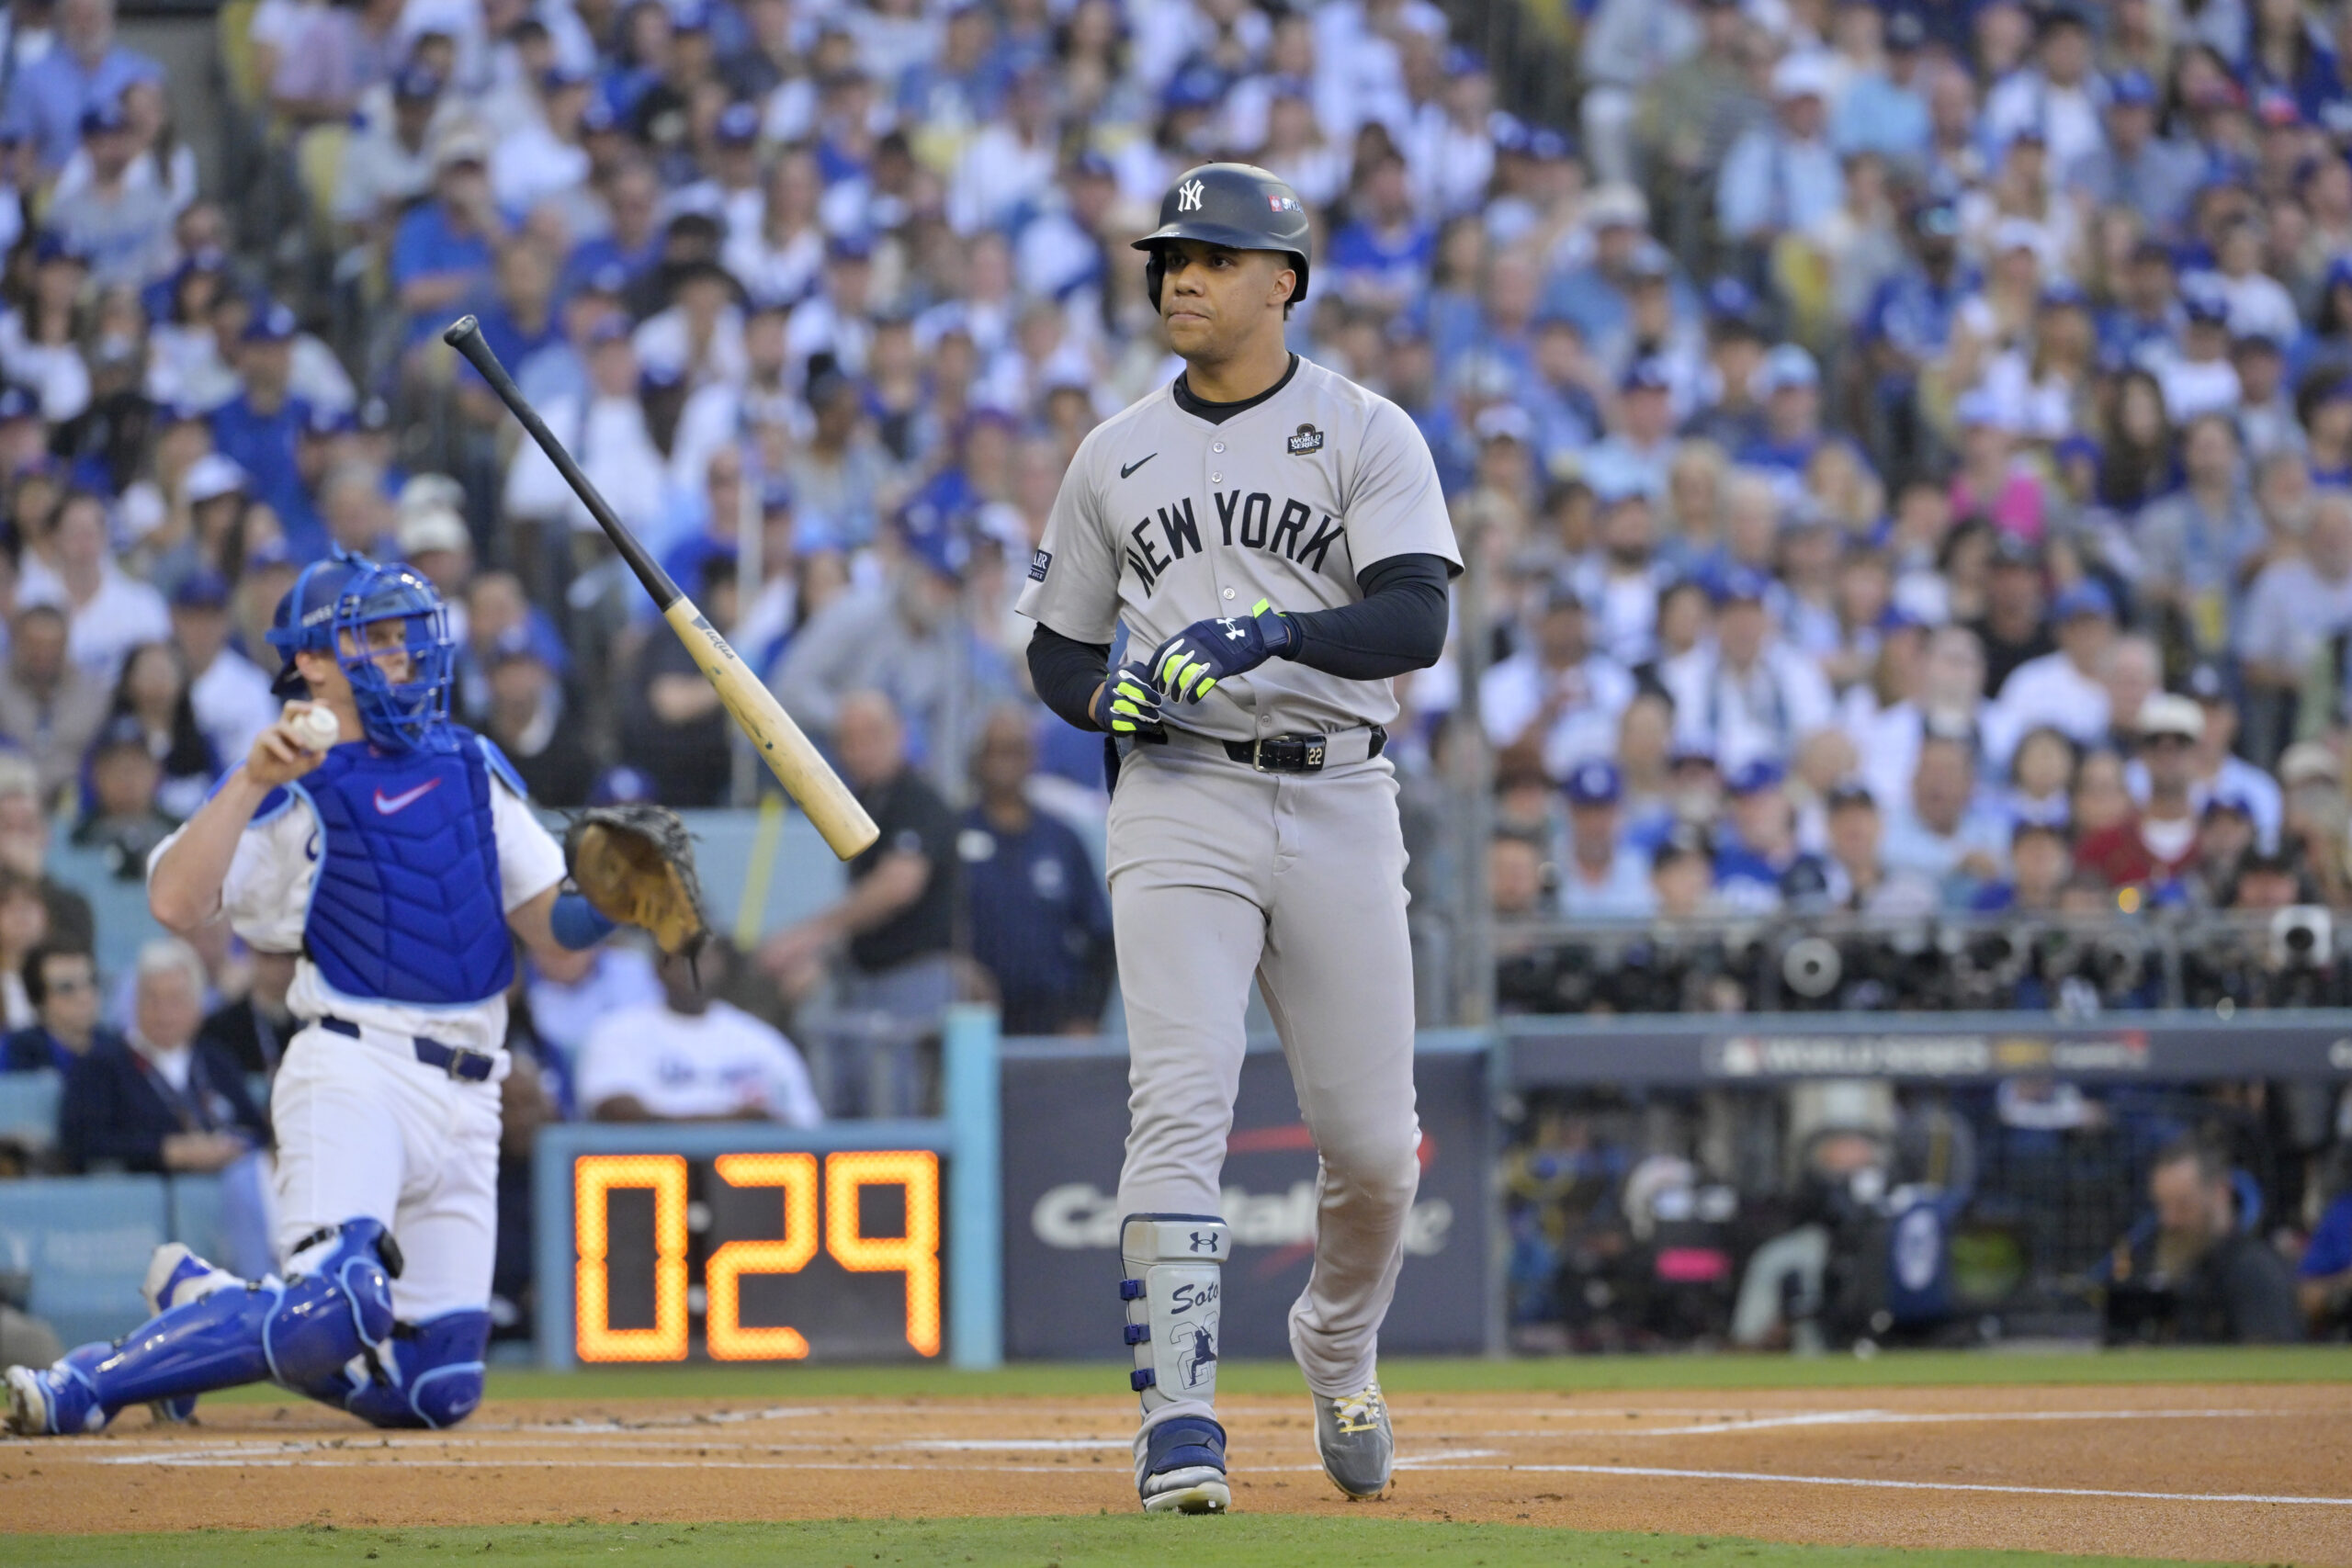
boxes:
[0,0,2344,1344]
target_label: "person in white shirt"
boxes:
[501,319,670,548]
[15,489,169,682]
[1981,580,2114,768]
[1557,759,1657,919]
[1980,6,2108,172]
[1660,568,1837,775]
[2123,663,2287,853]
[575,942,821,1125]
[1478,587,1636,781]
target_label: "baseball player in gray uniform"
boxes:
[1017,164,1459,1513]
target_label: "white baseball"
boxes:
[294,706,341,750]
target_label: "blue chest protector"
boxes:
[288,728,518,1006]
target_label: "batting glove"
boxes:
[1147,600,1296,704]
[1091,661,1167,739]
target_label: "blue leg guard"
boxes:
[16,1219,400,1433]
[338,1310,489,1430]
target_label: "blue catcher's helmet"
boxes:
[265,550,456,752]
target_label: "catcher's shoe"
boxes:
[1136,1414,1231,1514]
[1313,1382,1394,1499]
[6,1357,105,1436]
[140,1243,238,1425]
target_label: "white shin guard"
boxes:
[1119,1213,1227,1413]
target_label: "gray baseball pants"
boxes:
[1106,740,1421,1423]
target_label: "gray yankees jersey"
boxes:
[1016,356,1460,740]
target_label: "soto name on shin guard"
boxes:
[1120,1213,1231,1513]
[1119,1213,1227,1411]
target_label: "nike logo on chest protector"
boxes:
[373,779,444,815]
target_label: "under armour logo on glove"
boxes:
[1148,599,1297,704]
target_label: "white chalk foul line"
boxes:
[1411,1461,2352,1507]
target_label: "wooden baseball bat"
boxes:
[442,315,880,861]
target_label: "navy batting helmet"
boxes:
[1133,162,1311,311]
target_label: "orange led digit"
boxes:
[824,1151,942,1357]
[574,1154,690,1362]
[706,1153,821,1360]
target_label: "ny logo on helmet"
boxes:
[1177,179,1204,212]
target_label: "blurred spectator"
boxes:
[57,937,265,1175]
[105,640,220,820]
[0,869,51,1028]
[2108,1137,2302,1345]
[1490,825,1551,923]
[759,690,956,1114]
[19,488,172,681]
[0,603,109,799]
[573,940,823,1123]
[71,713,178,876]
[390,130,503,344]
[1973,819,2074,914]
[1662,570,1835,775]
[2077,694,2207,892]
[576,941,820,1125]
[1,942,115,1071]
[0,759,94,947]
[3,0,163,174]
[169,570,277,770]
[616,553,737,807]
[771,524,1009,791]
[1821,782,1936,915]
[1479,587,1634,782]
[2301,1175,2352,1337]
[1983,581,2116,764]
[1881,731,2007,895]
[197,948,298,1077]
[482,631,594,808]
[1559,760,1654,920]
[956,708,1109,1036]
[1649,826,1718,921]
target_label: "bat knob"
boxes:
[442,315,481,347]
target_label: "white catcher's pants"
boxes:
[269,1021,503,1322]
[1107,743,1421,1416]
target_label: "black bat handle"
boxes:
[441,314,684,611]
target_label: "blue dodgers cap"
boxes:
[715,100,761,144]
[1726,758,1786,796]
[2181,281,2231,323]
[2202,789,2256,819]
[78,99,129,137]
[0,385,37,423]
[171,569,232,610]
[1566,759,1622,807]
[2052,579,2117,622]
[305,401,357,437]
[1756,343,1819,393]
[31,231,86,267]
[1161,60,1225,112]
[759,479,794,512]
[589,765,656,806]
[395,63,447,100]
[539,62,592,93]
[2111,68,2158,107]
[1714,565,1772,604]
[243,302,299,344]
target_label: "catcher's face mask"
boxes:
[268,553,455,752]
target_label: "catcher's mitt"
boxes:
[563,804,711,959]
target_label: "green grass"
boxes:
[192,1344,2352,1405]
[0,1518,2264,1568]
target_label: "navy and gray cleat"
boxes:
[1136,1414,1231,1513]
[1313,1382,1394,1499]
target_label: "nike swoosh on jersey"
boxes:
[1120,454,1157,479]
[372,779,444,815]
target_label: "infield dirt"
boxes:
[5,1382,2347,1563]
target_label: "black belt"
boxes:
[1220,726,1385,773]
[319,1016,496,1081]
